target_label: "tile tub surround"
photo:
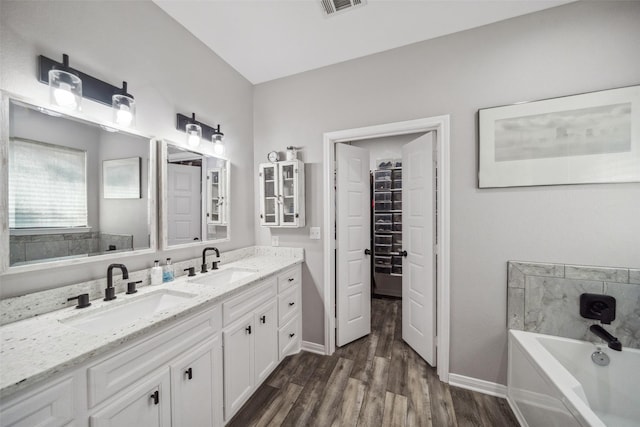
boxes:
[508,261,640,349]
[0,246,303,398]
[0,246,302,326]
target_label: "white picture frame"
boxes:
[103,157,141,199]
[478,85,640,188]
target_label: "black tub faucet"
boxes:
[105,263,128,301]
[201,247,220,273]
[590,324,622,351]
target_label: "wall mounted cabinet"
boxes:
[259,161,305,228]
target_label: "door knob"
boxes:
[364,249,372,255]
[400,250,408,257]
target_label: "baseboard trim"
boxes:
[301,341,326,355]
[448,373,507,398]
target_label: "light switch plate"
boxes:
[271,235,279,247]
[310,227,321,240]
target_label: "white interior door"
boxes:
[168,163,201,245]
[336,143,371,347]
[402,132,436,365]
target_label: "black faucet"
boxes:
[105,263,129,301]
[201,247,220,273]
[590,324,622,351]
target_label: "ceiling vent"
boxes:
[320,0,365,16]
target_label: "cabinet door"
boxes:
[90,369,170,427]
[207,168,222,225]
[259,163,279,226]
[254,300,278,384]
[170,337,221,427]
[0,377,74,427]
[278,162,300,227]
[223,313,255,420]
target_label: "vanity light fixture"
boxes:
[176,113,225,153]
[38,53,136,122]
[112,81,135,127]
[212,124,225,155]
[48,54,82,110]
[184,113,202,147]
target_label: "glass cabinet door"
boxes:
[279,163,297,226]
[207,168,222,224]
[260,164,279,225]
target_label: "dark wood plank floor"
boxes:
[228,298,519,427]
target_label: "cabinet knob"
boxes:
[260,315,266,324]
[288,277,294,282]
[150,390,159,405]
[288,302,295,306]
[246,325,252,334]
[185,367,193,380]
[289,333,295,338]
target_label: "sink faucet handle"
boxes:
[67,293,91,309]
[212,261,219,270]
[184,267,196,277]
[126,281,142,295]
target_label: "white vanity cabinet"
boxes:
[258,161,305,228]
[222,265,302,422]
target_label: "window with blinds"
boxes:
[9,138,88,229]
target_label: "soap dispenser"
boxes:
[163,258,174,283]
[150,260,162,285]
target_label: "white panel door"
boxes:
[402,132,436,365]
[167,163,201,245]
[336,143,371,347]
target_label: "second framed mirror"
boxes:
[159,140,229,249]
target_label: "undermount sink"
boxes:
[60,289,196,334]
[188,267,258,287]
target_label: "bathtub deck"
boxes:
[229,297,519,426]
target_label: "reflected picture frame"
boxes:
[103,157,141,199]
[478,85,640,188]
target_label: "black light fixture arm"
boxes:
[38,53,133,107]
[176,113,223,142]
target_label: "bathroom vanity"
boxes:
[0,251,303,426]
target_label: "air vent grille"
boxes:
[320,0,365,16]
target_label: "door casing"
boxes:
[322,115,451,382]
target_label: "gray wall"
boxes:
[253,1,640,384]
[0,0,255,297]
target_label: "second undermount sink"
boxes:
[60,289,196,334]
[188,267,258,287]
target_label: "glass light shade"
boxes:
[48,69,82,110]
[112,94,136,127]
[213,139,225,156]
[186,123,202,147]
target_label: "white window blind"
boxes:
[9,138,88,228]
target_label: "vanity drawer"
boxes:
[277,266,301,293]
[87,305,220,408]
[278,284,300,327]
[223,278,277,326]
[278,315,300,359]
[0,376,75,427]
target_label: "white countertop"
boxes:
[0,254,302,399]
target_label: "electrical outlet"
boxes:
[310,227,321,240]
[271,235,279,247]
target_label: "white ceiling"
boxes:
[154,0,573,84]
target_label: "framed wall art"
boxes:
[478,85,640,188]
[103,157,141,199]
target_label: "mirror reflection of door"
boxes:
[167,163,202,246]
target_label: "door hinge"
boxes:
[433,243,439,254]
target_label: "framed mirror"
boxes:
[159,140,229,249]
[0,94,157,274]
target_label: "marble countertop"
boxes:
[0,254,302,399]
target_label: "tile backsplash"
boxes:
[508,261,640,349]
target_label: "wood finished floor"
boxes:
[228,297,519,427]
